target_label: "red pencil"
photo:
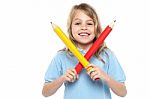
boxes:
[75,20,116,74]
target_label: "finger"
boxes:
[87,68,94,75]
[66,69,75,76]
[90,71,98,78]
[92,75,100,81]
[67,74,76,82]
[71,69,78,80]
[68,69,78,80]
[68,70,76,78]
[65,76,72,82]
[65,69,75,82]
[70,71,78,81]
[90,71,99,80]
[71,69,77,75]
[86,66,93,73]
[67,72,74,79]
[66,69,77,82]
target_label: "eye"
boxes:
[87,23,93,25]
[87,22,94,25]
[75,22,81,25]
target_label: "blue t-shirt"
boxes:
[44,48,126,99]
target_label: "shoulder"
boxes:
[101,48,114,57]
[100,48,118,63]
[53,50,67,59]
[48,50,68,66]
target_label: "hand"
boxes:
[87,64,108,81]
[63,68,78,82]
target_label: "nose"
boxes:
[81,24,87,30]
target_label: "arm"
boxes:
[42,75,65,97]
[87,64,127,97]
[105,76,127,97]
[42,68,78,97]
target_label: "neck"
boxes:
[77,43,93,51]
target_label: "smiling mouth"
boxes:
[78,32,90,36]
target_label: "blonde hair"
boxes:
[64,3,107,61]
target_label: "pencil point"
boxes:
[50,22,52,24]
[109,20,116,28]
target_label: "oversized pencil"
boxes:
[75,20,116,74]
[51,22,93,72]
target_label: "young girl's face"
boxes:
[71,10,95,49]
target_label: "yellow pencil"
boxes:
[51,22,92,71]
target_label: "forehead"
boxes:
[73,10,93,21]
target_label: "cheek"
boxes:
[72,27,78,34]
[90,29,95,35]
[71,28,77,38]
[71,28,75,36]
[88,26,94,31]
[92,27,95,32]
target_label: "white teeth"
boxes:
[79,33,88,36]
[79,32,89,36]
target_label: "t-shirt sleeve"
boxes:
[44,54,62,83]
[106,49,126,83]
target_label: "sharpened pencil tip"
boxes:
[109,20,116,28]
[50,22,52,24]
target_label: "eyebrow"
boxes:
[73,18,93,22]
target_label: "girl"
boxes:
[42,3,127,99]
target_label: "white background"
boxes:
[0,0,150,99]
